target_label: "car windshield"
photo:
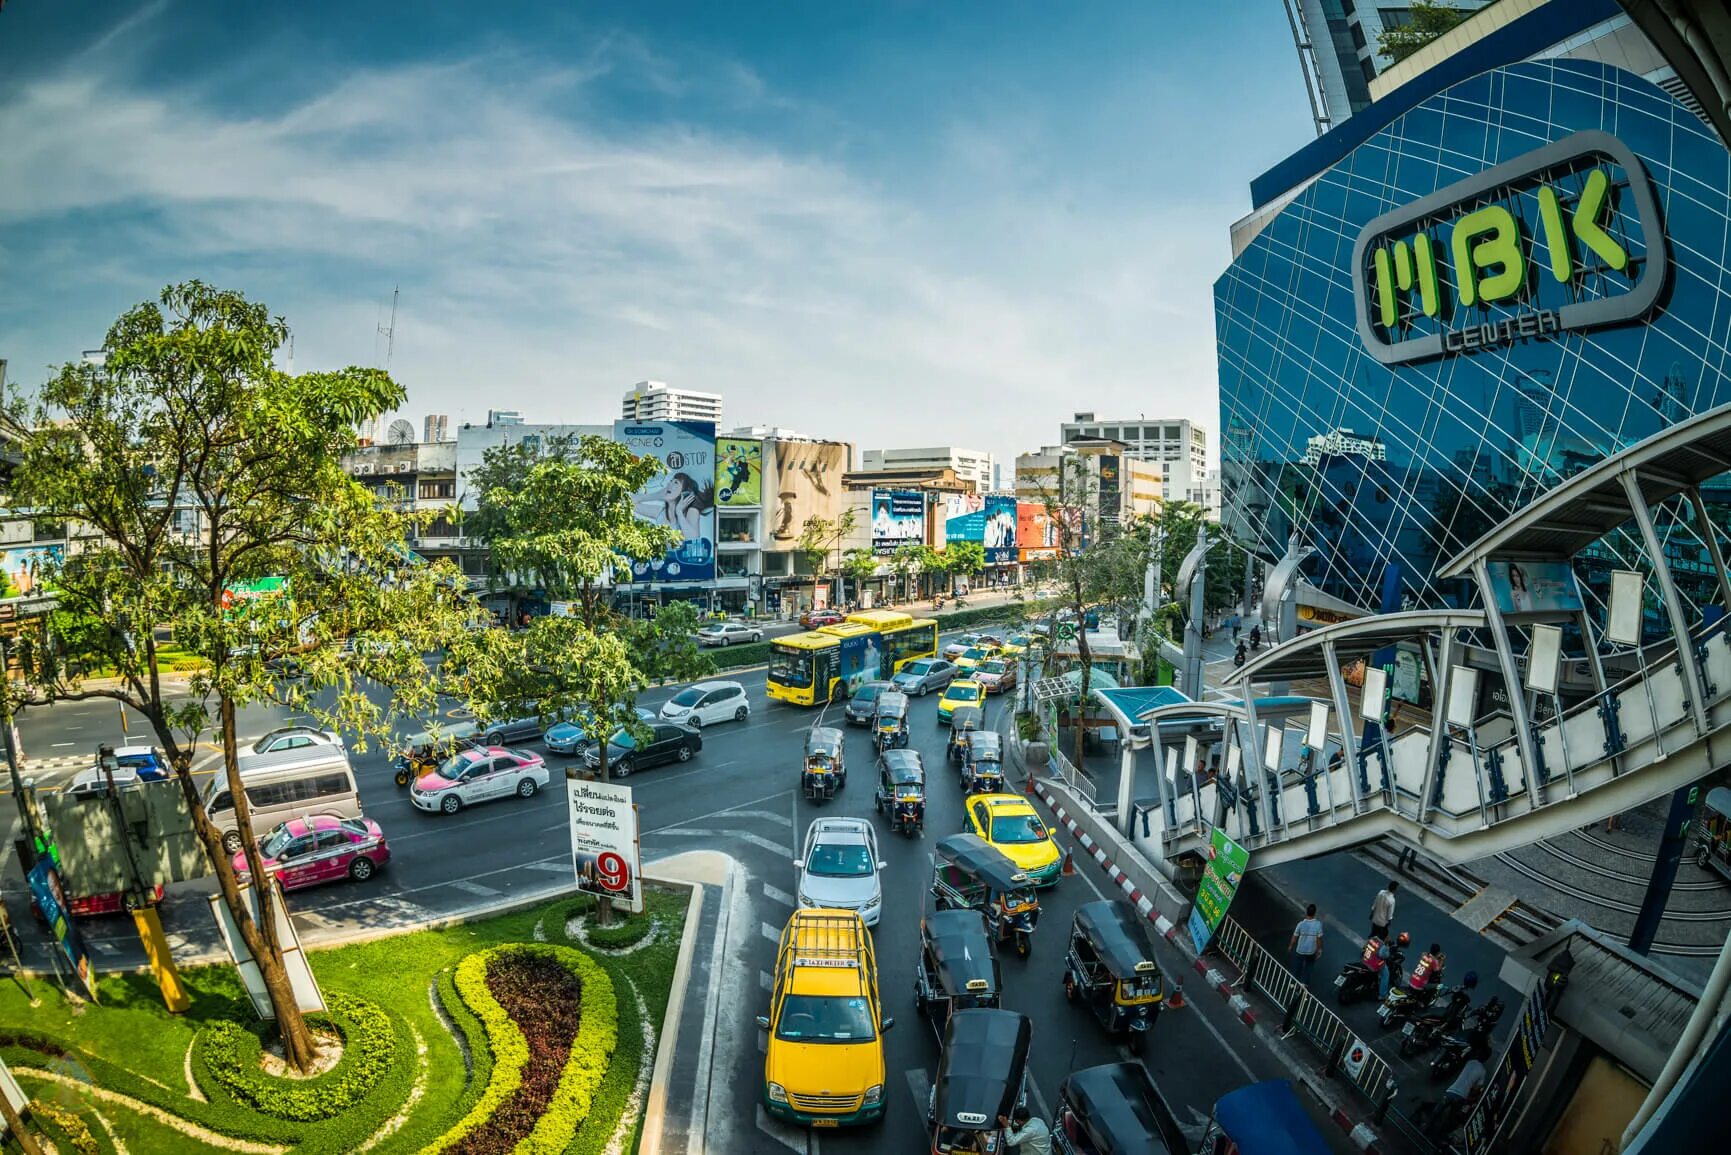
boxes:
[260,825,299,857]
[854,684,883,703]
[436,752,476,780]
[989,813,1048,844]
[339,819,370,839]
[610,730,638,749]
[980,661,1007,675]
[775,994,878,1043]
[806,842,874,877]
[949,685,982,703]
[904,660,933,676]
[770,650,813,688]
[671,688,704,707]
[962,648,987,661]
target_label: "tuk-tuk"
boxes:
[875,748,926,836]
[1195,1081,1334,1155]
[1695,786,1731,881]
[947,706,983,764]
[1051,1063,1186,1155]
[876,690,911,751]
[931,833,1040,958]
[916,909,1002,1041]
[802,726,847,801]
[393,721,482,786]
[925,1008,1032,1155]
[1062,900,1165,1053]
[962,732,1006,795]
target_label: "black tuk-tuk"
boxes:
[875,748,926,836]
[916,909,1002,1041]
[1695,786,1731,882]
[1051,1063,1186,1155]
[947,706,983,764]
[393,721,482,786]
[931,833,1040,958]
[802,726,846,801]
[962,732,1006,795]
[876,690,911,751]
[1063,900,1165,1053]
[926,1008,1032,1155]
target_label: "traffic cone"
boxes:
[1025,772,1036,797]
[1167,976,1185,1009]
[1062,849,1076,877]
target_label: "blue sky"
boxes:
[0,1,1313,468]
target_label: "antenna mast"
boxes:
[377,286,399,372]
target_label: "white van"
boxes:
[203,746,362,853]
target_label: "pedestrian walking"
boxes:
[1370,879,1399,940]
[1289,903,1325,984]
[1231,613,1241,642]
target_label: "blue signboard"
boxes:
[614,420,717,583]
[27,859,95,998]
[983,496,1017,564]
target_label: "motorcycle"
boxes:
[1334,947,1405,1006]
[1399,982,1475,1056]
[1376,973,1451,1028]
[1430,996,1504,1082]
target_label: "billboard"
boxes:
[1017,503,1059,560]
[871,491,925,555]
[942,494,986,546]
[983,496,1017,564]
[768,440,849,546]
[1485,560,1584,616]
[715,437,763,507]
[2,544,61,595]
[27,859,94,998]
[209,879,325,1018]
[1186,828,1249,953]
[615,420,717,583]
[1097,455,1122,522]
[567,778,643,914]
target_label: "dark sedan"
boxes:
[844,681,895,726]
[583,722,702,778]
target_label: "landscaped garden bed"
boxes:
[2,887,686,1155]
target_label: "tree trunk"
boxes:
[594,733,616,928]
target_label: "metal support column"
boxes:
[1473,557,1546,809]
[1242,696,1274,844]
[1322,641,1365,815]
[1622,471,1710,733]
[1417,629,1456,826]
[1630,784,1700,955]
[1687,485,1731,614]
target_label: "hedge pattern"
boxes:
[193,993,398,1122]
[427,943,617,1155]
[28,1099,103,1155]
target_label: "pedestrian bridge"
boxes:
[1126,402,1731,870]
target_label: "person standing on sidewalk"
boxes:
[1370,879,1398,940]
[1289,903,1325,983]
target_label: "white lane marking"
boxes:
[754,1104,808,1153]
[51,742,74,748]
[762,883,796,908]
[91,940,119,955]
[761,921,782,945]
[715,809,793,826]
[444,879,502,898]
[653,828,794,860]
[523,861,569,873]
[905,1066,932,1120]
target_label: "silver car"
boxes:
[696,622,764,647]
[892,657,957,697]
[793,817,884,927]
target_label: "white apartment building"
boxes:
[1060,413,1207,507]
[860,446,995,490]
[620,380,723,425]
[1303,429,1389,466]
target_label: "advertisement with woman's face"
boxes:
[1485,560,1583,616]
[615,420,717,582]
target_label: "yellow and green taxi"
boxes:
[999,634,1031,657]
[758,909,891,1128]
[936,679,985,726]
[963,793,1062,886]
[953,643,1002,673]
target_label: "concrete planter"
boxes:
[1024,740,1049,768]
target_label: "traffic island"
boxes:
[0,887,690,1155]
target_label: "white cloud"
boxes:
[0,28,1230,467]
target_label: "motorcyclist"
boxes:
[1409,942,1447,993]
[1234,641,1247,668]
[1249,625,1262,649]
[1365,931,1409,999]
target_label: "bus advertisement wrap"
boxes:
[615,420,717,583]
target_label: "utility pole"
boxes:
[0,638,40,866]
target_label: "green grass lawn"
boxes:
[5,887,688,1155]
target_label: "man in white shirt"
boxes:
[1370,879,1398,939]
[999,1107,1052,1155]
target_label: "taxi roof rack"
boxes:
[779,909,872,971]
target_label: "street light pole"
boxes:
[0,637,40,865]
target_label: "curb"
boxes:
[638,875,708,1155]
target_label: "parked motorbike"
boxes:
[1334,947,1405,1006]
[1398,977,1476,1056]
[1375,971,1452,1028]
[1430,995,1505,1083]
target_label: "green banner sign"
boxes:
[1187,827,1249,952]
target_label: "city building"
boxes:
[485,409,523,427]
[860,446,995,490]
[422,414,450,443]
[1285,0,1493,133]
[1199,469,1223,522]
[1059,413,1206,507]
[341,440,460,568]
[620,380,723,425]
[1218,0,1730,619]
[1015,441,1161,526]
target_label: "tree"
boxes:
[840,549,879,603]
[1155,502,1247,618]
[9,282,481,1069]
[796,509,858,606]
[1026,459,1105,771]
[1378,0,1474,64]
[943,541,986,593]
[463,431,578,599]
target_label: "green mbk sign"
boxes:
[1351,131,1669,365]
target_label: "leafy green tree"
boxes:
[796,509,858,607]
[463,431,578,596]
[8,282,481,1070]
[1378,0,1475,64]
[1025,458,1106,769]
[840,548,879,602]
[943,541,986,592]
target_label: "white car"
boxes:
[409,746,549,814]
[659,681,751,728]
[793,817,885,927]
[251,726,344,755]
[696,622,764,647]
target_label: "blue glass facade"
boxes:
[1217,59,1731,619]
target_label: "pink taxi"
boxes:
[233,815,390,892]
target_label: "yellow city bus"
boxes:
[766,611,938,706]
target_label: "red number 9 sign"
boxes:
[595,851,631,894]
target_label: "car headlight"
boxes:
[767,1082,788,1104]
[863,1084,883,1106]
[863,895,880,908]
[798,891,814,907]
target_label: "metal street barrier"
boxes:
[1052,748,1100,807]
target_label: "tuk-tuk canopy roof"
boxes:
[1060,1063,1176,1155]
[936,833,1028,894]
[1074,900,1162,980]
[882,750,926,784]
[805,726,845,755]
[935,1008,1031,1128]
[923,909,1000,997]
[876,693,909,717]
[1211,1082,1333,1155]
[967,732,1003,762]
[1705,786,1731,819]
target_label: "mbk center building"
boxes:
[1216,22,1731,629]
